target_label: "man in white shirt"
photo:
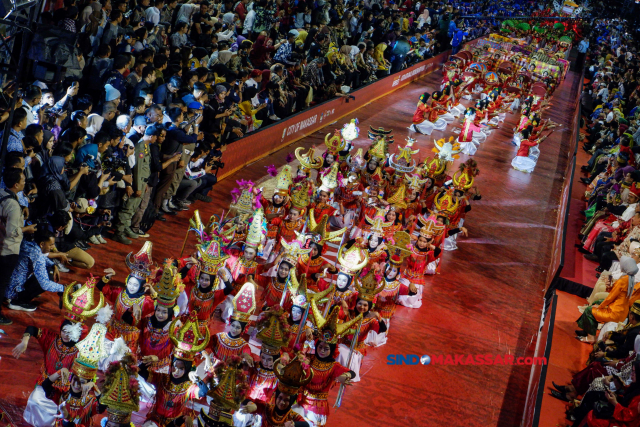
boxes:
[21,86,42,126]
[144,0,163,25]
[243,7,255,35]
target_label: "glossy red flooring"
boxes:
[0,68,581,427]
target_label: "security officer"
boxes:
[113,124,158,244]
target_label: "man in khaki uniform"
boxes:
[113,125,159,244]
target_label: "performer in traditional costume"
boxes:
[292,296,360,427]
[200,356,249,427]
[294,146,323,185]
[274,182,311,249]
[139,311,209,427]
[50,306,112,427]
[311,163,343,226]
[285,273,321,353]
[403,212,442,297]
[457,107,487,156]
[336,268,387,382]
[208,282,256,366]
[512,127,551,173]
[100,242,156,352]
[319,243,369,312]
[261,166,293,262]
[260,235,310,309]
[15,276,107,427]
[359,208,390,273]
[246,306,291,406]
[225,209,266,295]
[138,261,184,374]
[99,355,141,427]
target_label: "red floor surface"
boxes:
[0,68,581,427]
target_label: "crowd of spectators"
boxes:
[545,15,640,426]
[0,0,564,326]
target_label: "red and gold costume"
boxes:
[35,328,79,398]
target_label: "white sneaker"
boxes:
[89,236,102,245]
[97,235,107,244]
[269,115,281,121]
[168,199,178,209]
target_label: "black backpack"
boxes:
[139,201,158,232]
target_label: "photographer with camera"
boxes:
[186,145,221,203]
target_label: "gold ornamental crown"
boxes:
[197,238,231,276]
[324,130,346,156]
[274,354,314,395]
[308,211,346,245]
[169,311,210,361]
[365,207,394,237]
[231,282,257,323]
[290,180,312,210]
[386,183,408,210]
[434,189,460,219]
[62,277,104,323]
[100,358,140,423]
[452,161,478,191]
[354,269,385,302]
[295,147,323,171]
[337,243,369,276]
[319,162,341,193]
[310,288,362,344]
[387,231,412,266]
[207,356,248,417]
[72,323,108,380]
[417,214,446,239]
[405,174,428,192]
[153,260,185,307]
[432,136,462,162]
[280,233,312,266]
[125,241,154,279]
[256,306,290,355]
[245,208,267,249]
[421,156,447,179]
[388,138,420,174]
[230,188,255,216]
[274,165,293,196]
[367,137,388,162]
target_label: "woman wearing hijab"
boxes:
[85,113,104,138]
[339,45,360,88]
[577,256,640,343]
[33,157,72,217]
[373,43,390,77]
[250,33,283,69]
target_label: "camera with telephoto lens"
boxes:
[101,156,128,175]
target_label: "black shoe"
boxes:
[155,213,167,221]
[584,254,599,261]
[575,242,584,248]
[575,330,588,337]
[8,301,37,311]
[580,177,591,184]
[76,241,90,250]
[550,389,570,402]
[0,313,12,325]
[595,266,604,272]
[578,247,591,254]
[581,165,590,172]
[552,381,568,393]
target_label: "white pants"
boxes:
[292,404,326,427]
[24,386,58,427]
[336,343,363,382]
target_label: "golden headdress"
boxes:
[337,243,369,276]
[365,166,385,187]
[346,147,365,172]
[295,147,323,171]
[388,138,420,174]
[341,118,359,143]
[153,260,185,308]
[197,238,230,276]
[274,354,313,395]
[274,165,293,196]
[205,356,248,425]
[434,189,460,219]
[368,125,394,144]
[245,208,267,249]
[169,311,210,361]
[100,356,140,425]
[432,136,462,162]
[386,231,412,267]
[354,268,385,302]
[289,273,333,309]
[308,211,346,246]
[256,306,290,356]
[231,282,257,323]
[452,159,479,191]
[290,180,313,210]
[324,129,346,156]
[71,305,112,380]
[230,186,256,216]
[421,156,447,180]
[280,232,312,266]
[367,137,389,163]
[417,214,446,239]
[62,276,105,323]
[319,162,341,193]
[365,207,393,237]
[125,241,154,279]
[310,289,362,344]
[386,183,408,210]
[405,174,428,192]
